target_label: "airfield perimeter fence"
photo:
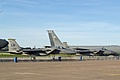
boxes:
[0,56,120,62]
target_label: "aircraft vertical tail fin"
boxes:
[47,30,63,47]
[8,38,21,53]
[63,42,69,48]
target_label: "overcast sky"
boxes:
[1,0,120,47]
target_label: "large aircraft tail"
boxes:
[8,38,22,54]
[47,30,63,47]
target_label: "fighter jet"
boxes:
[8,38,57,56]
[0,39,8,49]
[47,30,118,56]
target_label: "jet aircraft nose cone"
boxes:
[0,39,8,49]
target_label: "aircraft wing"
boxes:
[22,48,57,56]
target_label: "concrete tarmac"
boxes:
[0,60,120,80]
